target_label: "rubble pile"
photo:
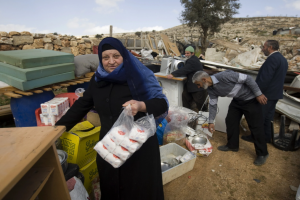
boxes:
[0,31,101,56]
[205,38,300,72]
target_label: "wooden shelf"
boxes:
[0,126,70,200]
[3,167,54,200]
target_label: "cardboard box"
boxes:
[60,121,101,168]
[79,158,98,194]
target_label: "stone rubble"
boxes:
[0,31,100,57]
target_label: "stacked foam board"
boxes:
[0,49,75,91]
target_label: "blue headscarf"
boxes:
[95,37,169,125]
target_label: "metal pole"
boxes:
[110,25,113,37]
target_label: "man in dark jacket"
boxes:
[166,46,207,111]
[242,40,288,143]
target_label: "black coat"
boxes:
[256,52,288,100]
[171,55,204,93]
[56,74,167,200]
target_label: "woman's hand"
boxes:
[123,100,146,116]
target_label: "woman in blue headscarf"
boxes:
[56,37,168,200]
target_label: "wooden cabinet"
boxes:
[0,126,70,200]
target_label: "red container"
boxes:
[35,93,78,126]
[93,46,98,54]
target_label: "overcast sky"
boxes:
[0,0,299,36]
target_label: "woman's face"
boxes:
[102,49,123,73]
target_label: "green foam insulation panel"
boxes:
[0,71,75,91]
[0,62,75,81]
[0,49,74,69]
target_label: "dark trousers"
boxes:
[182,88,208,112]
[262,100,278,142]
[226,98,268,156]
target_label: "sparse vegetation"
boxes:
[95,34,103,39]
[82,35,89,38]
[135,31,141,37]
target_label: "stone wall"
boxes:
[0,31,101,56]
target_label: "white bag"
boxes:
[94,105,156,168]
[69,177,89,200]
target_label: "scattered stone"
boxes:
[85,42,92,49]
[0,38,13,45]
[253,179,261,183]
[54,44,61,50]
[61,40,70,47]
[77,39,85,44]
[71,47,79,56]
[61,47,72,54]
[85,48,92,54]
[33,33,46,38]
[9,31,21,37]
[22,45,35,50]
[83,38,91,43]
[46,33,56,39]
[20,31,31,36]
[0,45,12,50]
[0,32,8,37]
[53,39,62,46]
[70,41,77,47]
[32,39,44,48]
[290,185,298,192]
[79,48,85,55]
[43,38,52,43]
[13,36,34,46]
[44,43,53,50]
[211,169,215,172]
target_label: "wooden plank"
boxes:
[72,79,84,84]
[160,34,171,55]
[59,83,70,87]
[42,87,53,91]
[154,74,187,81]
[3,167,54,200]
[0,126,66,199]
[14,90,33,96]
[210,39,248,52]
[284,85,300,93]
[51,85,61,89]
[0,105,12,117]
[0,86,19,94]
[4,92,22,98]
[31,90,43,94]
[85,72,95,78]
[289,120,300,132]
[168,42,181,56]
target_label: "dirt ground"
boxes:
[163,116,300,200]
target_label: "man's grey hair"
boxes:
[266,40,279,51]
[192,71,210,83]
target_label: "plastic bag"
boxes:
[141,49,154,60]
[75,88,85,98]
[94,105,156,168]
[69,177,89,200]
[163,107,189,145]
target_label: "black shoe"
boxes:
[254,154,269,166]
[217,145,239,152]
[241,135,254,143]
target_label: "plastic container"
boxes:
[10,91,55,127]
[35,93,78,126]
[160,143,196,185]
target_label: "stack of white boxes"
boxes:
[40,97,70,126]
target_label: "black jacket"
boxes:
[256,52,288,100]
[171,55,204,93]
[56,74,167,200]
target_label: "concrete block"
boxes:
[205,48,225,63]
[13,36,34,46]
